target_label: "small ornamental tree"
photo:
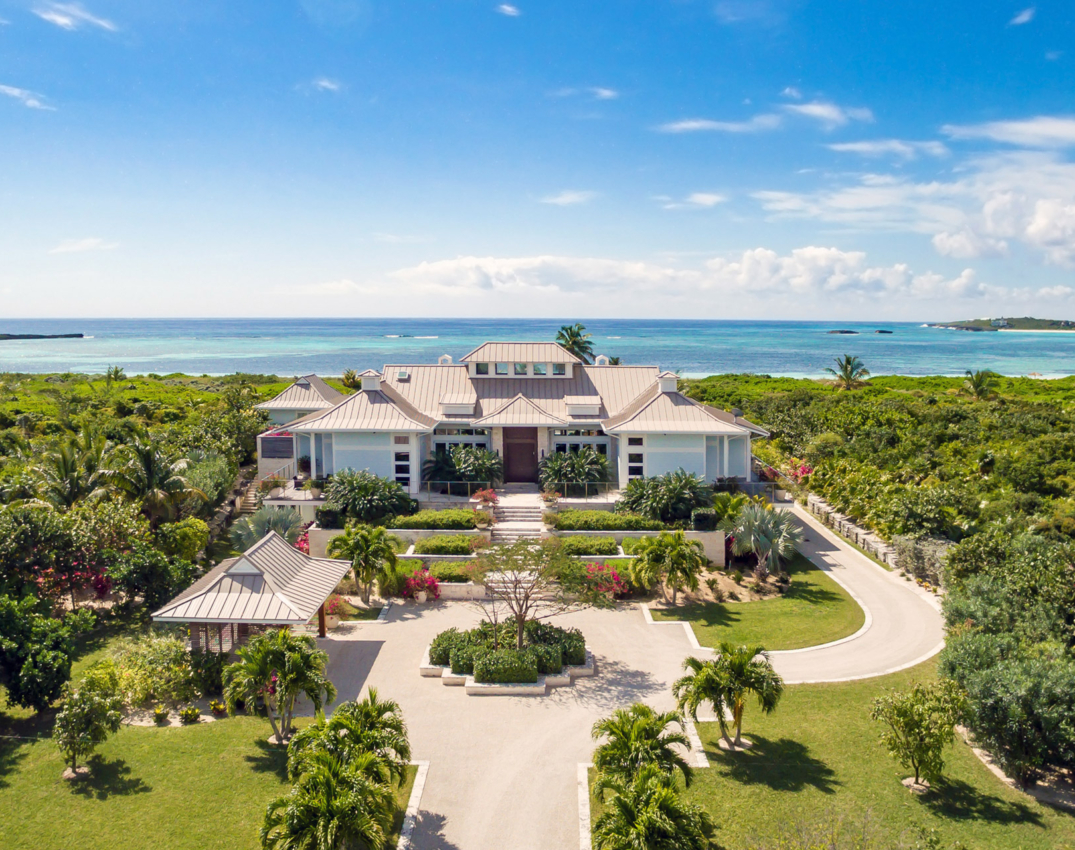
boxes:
[327,524,399,605]
[631,531,706,605]
[870,680,967,787]
[54,667,123,773]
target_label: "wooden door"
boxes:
[503,428,539,482]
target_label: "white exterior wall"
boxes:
[331,432,394,478]
[645,434,707,477]
[705,436,724,481]
[267,409,316,426]
[727,435,751,479]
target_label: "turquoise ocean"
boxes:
[1,318,1074,379]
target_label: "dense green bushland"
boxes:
[686,372,1075,785]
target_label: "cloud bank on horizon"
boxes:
[0,0,1072,320]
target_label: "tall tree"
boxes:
[327,524,399,605]
[341,369,360,390]
[592,703,694,788]
[825,354,870,390]
[555,323,595,364]
[963,369,998,400]
[103,430,204,525]
[33,429,111,509]
[231,507,306,551]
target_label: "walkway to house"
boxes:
[767,502,945,684]
[490,483,545,544]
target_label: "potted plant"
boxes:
[405,568,439,604]
[303,478,323,499]
[541,489,561,507]
[209,699,227,717]
[259,476,285,498]
[153,703,169,725]
[323,593,345,629]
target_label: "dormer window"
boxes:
[553,364,566,376]
[495,363,509,376]
[475,363,489,376]
[533,363,546,376]
[514,363,528,376]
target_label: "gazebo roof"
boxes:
[152,532,351,625]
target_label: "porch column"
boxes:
[723,436,729,478]
[309,432,318,479]
[317,603,326,638]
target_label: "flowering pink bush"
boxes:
[293,522,313,555]
[585,562,629,597]
[323,593,347,616]
[786,458,814,483]
[404,568,441,600]
[473,488,499,506]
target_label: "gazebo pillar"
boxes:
[317,603,326,638]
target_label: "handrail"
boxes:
[258,459,296,483]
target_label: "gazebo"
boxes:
[152,531,352,651]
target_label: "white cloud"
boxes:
[551,86,619,101]
[932,229,1009,259]
[1039,285,1074,298]
[49,237,118,254]
[657,114,781,133]
[828,139,949,160]
[312,78,341,92]
[590,87,618,100]
[944,115,1075,148]
[1010,7,1035,25]
[661,192,728,210]
[0,84,54,111]
[540,190,597,206]
[781,86,802,99]
[496,4,520,16]
[784,101,874,128]
[33,2,116,31]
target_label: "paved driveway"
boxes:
[314,503,945,849]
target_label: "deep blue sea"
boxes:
[1,318,1074,379]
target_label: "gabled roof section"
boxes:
[152,532,352,625]
[472,394,567,426]
[289,382,436,432]
[603,386,756,435]
[255,375,346,411]
[460,341,582,364]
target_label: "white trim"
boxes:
[577,763,593,850]
[397,760,430,849]
[683,718,710,768]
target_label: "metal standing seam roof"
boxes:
[152,532,352,625]
[381,363,662,423]
[601,385,756,435]
[459,341,582,364]
[255,375,346,411]
[472,394,568,426]
[288,383,437,433]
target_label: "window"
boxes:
[475,362,489,376]
[394,449,411,487]
[533,363,546,376]
[394,435,409,445]
[628,465,644,477]
[628,437,644,447]
[552,363,566,376]
[628,453,643,464]
[514,362,528,376]
[495,363,509,375]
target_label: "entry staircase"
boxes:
[491,484,545,544]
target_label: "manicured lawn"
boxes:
[0,716,416,850]
[682,660,1075,850]
[650,553,864,651]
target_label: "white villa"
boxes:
[255,341,766,496]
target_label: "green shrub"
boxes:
[413,535,481,555]
[188,649,227,696]
[449,645,478,675]
[377,562,409,598]
[620,536,656,556]
[473,648,539,684]
[325,469,418,524]
[428,561,475,583]
[615,470,713,523]
[549,509,663,531]
[315,503,344,529]
[389,509,477,530]
[111,634,197,706]
[529,643,563,675]
[557,535,619,556]
[428,627,467,666]
[538,448,611,496]
[524,619,586,666]
[179,705,201,724]
[691,507,718,532]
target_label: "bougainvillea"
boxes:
[404,568,440,600]
[585,562,629,598]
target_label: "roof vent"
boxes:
[657,371,678,394]
[295,376,310,386]
[397,369,410,381]
[731,408,743,418]
[594,355,610,366]
[359,369,383,392]
[438,354,453,365]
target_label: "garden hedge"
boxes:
[557,535,619,556]
[389,509,478,530]
[473,648,539,684]
[546,509,664,531]
[620,536,656,556]
[413,535,482,555]
[427,561,476,583]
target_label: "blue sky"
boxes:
[1,0,1073,320]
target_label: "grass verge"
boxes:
[650,553,864,651]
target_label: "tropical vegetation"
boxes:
[615,469,713,524]
[555,322,595,363]
[538,447,611,495]
[591,703,694,788]
[322,469,418,525]
[629,530,707,604]
[327,523,399,604]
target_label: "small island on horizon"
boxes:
[928,316,1075,333]
[0,333,83,342]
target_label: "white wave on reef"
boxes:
[415,336,438,339]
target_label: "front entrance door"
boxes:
[503,428,539,482]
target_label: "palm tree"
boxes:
[232,507,306,550]
[327,524,398,605]
[287,689,411,785]
[224,628,337,744]
[33,429,112,509]
[676,645,784,749]
[341,369,360,390]
[673,655,734,749]
[825,354,870,390]
[720,503,802,580]
[711,492,748,523]
[261,751,395,850]
[592,703,694,788]
[555,323,595,364]
[963,369,998,400]
[631,530,707,605]
[102,430,204,525]
[592,764,713,850]
[607,356,623,365]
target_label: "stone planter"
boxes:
[415,590,428,604]
[269,487,284,498]
[325,615,340,630]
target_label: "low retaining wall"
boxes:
[553,530,725,567]
[420,645,597,696]
[805,494,897,568]
[308,526,491,558]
